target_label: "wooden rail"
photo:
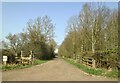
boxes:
[15,51,33,65]
[81,57,96,68]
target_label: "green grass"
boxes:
[33,59,48,65]
[2,64,32,71]
[64,58,119,78]
[1,59,48,71]
[104,70,119,78]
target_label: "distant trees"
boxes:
[59,3,118,69]
[2,16,56,60]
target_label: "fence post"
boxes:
[21,51,23,64]
[21,51,23,57]
[3,61,7,65]
[30,50,33,65]
[92,59,96,68]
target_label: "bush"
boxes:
[92,51,119,69]
[2,49,16,63]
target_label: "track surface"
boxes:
[2,58,117,81]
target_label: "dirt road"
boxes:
[2,58,117,81]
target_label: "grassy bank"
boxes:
[64,58,119,79]
[1,59,48,71]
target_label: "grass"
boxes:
[33,59,48,65]
[64,58,119,79]
[104,70,119,78]
[1,59,48,71]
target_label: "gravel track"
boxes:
[2,58,117,81]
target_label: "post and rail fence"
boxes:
[79,56,96,68]
[15,51,34,65]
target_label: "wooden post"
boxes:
[15,53,17,57]
[30,51,32,57]
[21,51,23,57]
[21,51,23,64]
[92,59,96,68]
[3,61,6,65]
[30,50,33,64]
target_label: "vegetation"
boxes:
[59,3,119,70]
[1,2,119,78]
[2,15,57,63]
[64,58,119,78]
[1,59,48,71]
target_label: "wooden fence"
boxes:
[15,51,34,65]
[81,57,96,68]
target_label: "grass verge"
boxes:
[64,58,119,79]
[1,59,48,71]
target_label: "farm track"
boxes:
[2,58,117,81]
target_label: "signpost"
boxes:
[3,56,8,65]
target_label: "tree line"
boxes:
[2,16,57,63]
[59,3,119,69]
